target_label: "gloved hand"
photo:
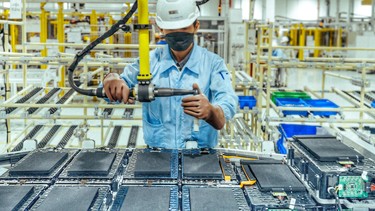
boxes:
[181,83,213,121]
[103,73,134,104]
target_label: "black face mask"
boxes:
[164,32,194,51]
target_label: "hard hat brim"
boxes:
[155,7,200,30]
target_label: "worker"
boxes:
[101,0,238,149]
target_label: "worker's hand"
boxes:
[103,73,134,104]
[181,83,213,120]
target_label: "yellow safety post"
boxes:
[10,25,16,53]
[298,24,305,60]
[137,0,151,81]
[40,3,48,69]
[10,24,17,69]
[337,27,342,47]
[90,10,98,43]
[314,28,321,57]
[124,3,132,58]
[290,25,296,46]
[57,2,65,87]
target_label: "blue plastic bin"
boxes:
[303,99,339,117]
[277,124,320,154]
[372,101,375,108]
[238,96,257,109]
[275,98,309,116]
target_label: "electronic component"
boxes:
[0,185,45,211]
[338,176,368,198]
[123,149,178,185]
[1,150,76,183]
[111,186,178,211]
[30,186,110,211]
[182,186,250,211]
[289,135,375,206]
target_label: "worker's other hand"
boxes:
[103,73,134,104]
[181,83,213,120]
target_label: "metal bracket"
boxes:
[118,24,132,32]
[133,24,152,30]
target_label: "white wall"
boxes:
[238,0,374,21]
[275,0,319,20]
[199,0,220,17]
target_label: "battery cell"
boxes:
[119,187,171,211]
[183,154,223,178]
[295,137,364,162]
[34,187,99,211]
[9,151,68,176]
[0,186,34,211]
[133,152,171,177]
[189,187,239,211]
[249,164,306,192]
[67,151,116,176]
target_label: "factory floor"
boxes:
[1,68,375,153]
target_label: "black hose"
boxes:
[68,1,138,96]
[196,0,210,6]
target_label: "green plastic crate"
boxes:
[271,91,311,104]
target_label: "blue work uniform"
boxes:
[120,43,238,149]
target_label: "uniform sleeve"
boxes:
[209,57,238,121]
[120,59,140,88]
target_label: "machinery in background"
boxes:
[289,135,375,210]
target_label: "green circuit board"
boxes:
[338,176,368,198]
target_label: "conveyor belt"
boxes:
[107,126,122,149]
[34,186,99,211]
[27,88,60,114]
[133,152,171,177]
[37,125,61,149]
[6,87,43,114]
[343,91,371,108]
[123,108,134,119]
[0,186,35,211]
[11,125,44,152]
[48,89,75,114]
[9,151,68,176]
[56,125,77,148]
[182,154,223,179]
[67,151,116,176]
[355,91,375,102]
[127,125,139,148]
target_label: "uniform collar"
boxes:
[159,43,199,75]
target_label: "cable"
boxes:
[196,0,210,6]
[328,187,343,211]
[68,1,138,97]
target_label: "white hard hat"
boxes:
[280,36,289,44]
[156,0,200,30]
